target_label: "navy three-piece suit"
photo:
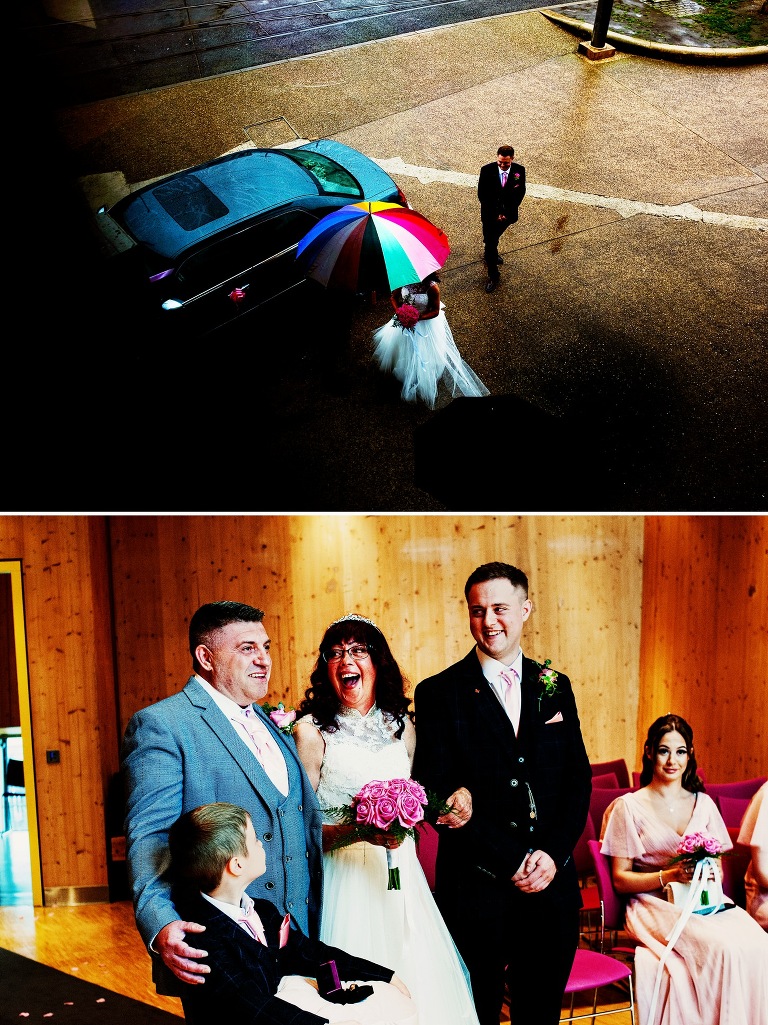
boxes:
[477,160,526,281]
[413,651,592,1025]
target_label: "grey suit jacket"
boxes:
[121,677,323,993]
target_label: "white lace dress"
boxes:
[372,285,489,408]
[301,705,480,1025]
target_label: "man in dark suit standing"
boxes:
[477,145,526,293]
[413,562,592,1025]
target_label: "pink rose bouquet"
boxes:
[671,831,725,863]
[260,701,297,735]
[393,303,420,330]
[325,777,448,889]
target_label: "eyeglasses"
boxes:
[322,644,371,663]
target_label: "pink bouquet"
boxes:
[671,831,725,863]
[394,303,420,330]
[260,701,297,735]
[325,777,448,889]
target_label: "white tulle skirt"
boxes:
[319,836,481,1025]
[372,306,489,409]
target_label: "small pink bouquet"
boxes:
[260,701,297,735]
[325,777,448,889]
[394,303,420,330]
[671,831,725,864]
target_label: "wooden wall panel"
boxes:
[0,516,117,894]
[639,516,768,782]
[110,515,645,775]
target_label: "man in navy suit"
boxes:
[477,145,526,293]
[122,600,324,997]
[413,562,591,1025]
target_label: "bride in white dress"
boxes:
[372,273,489,408]
[293,613,481,1025]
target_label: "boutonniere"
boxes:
[535,659,559,710]
[261,701,297,735]
[514,173,520,179]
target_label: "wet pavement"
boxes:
[11,5,768,514]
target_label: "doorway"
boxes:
[0,561,42,905]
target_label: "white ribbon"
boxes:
[646,857,723,1025]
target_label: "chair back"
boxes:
[592,772,620,789]
[590,759,630,789]
[589,786,631,838]
[717,795,751,828]
[721,826,751,908]
[587,838,627,932]
[573,814,598,877]
[706,776,767,802]
[415,821,438,892]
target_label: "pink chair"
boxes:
[592,772,620,789]
[591,759,630,789]
[573,815,601,944]
[415,820,438,892]
[587,838,639,963]
[717,795,751,828]
[721,826,751,909]
[561,948,636,1024]
[589,786,632,838]
[706,776,767,803]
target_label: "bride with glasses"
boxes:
[293,614,481,1025]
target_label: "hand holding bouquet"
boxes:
[325,777,448,889]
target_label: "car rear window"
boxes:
[281,151,361,196]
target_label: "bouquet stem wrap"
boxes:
[386,848,401,890]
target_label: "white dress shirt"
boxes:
[477,647,524,729]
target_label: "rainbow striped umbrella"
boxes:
[296,201,450,293]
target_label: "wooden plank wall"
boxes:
[110,515,645,776]
[639,516,768,782]
[0,514,765,898]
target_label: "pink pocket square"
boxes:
[279,914,291,948]
[545,711,563,724]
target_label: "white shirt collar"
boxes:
[202,890,250,923]
[195,673,251,719]
[476,647,523,684]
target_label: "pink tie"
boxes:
[501,171,508,187]
[238,899,268,945]
[500,668,520,736]
[240,707,289,794]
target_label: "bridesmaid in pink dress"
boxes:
[601,713,768,1025]
[738,780,768,930]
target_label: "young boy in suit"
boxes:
[168,802,415,1025]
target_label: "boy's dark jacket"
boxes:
[174,888,394,1024]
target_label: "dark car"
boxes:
[99,140,409,337]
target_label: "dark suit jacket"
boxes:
[413,651,591,911]
[174,889,395,1025]
[477,161,526,224]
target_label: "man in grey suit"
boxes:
[122,600,323,995]
[413,562,591,1025]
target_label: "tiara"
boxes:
[328,613,382,633]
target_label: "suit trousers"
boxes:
[482,217,512,281]
[437,875,579,1025]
